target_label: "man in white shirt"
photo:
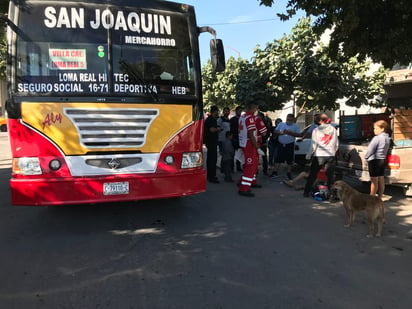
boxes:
[270,114,301,180]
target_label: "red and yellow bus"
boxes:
[5,0,224,206]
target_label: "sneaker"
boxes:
[208,177,220,184]
[287,172,292,180]
[238,190,255,197]
[269,171,278,178]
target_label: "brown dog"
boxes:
[332,180,385,238]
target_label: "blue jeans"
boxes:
[268,141,279,166]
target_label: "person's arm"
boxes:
[306,130,317,160]
[213,118,222,133]
[364,136,378,160]
[230,118,237,135]
[284,130,302,137]
[210,126,222,133]
[248,130,259,149]
[301,125,314,140]
[274,123,284,135]
[209,119,222,133]
[334,129,339,154]
[284,124,301,137]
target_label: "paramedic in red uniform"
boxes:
[238,102,260,197]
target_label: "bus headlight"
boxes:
[181,152,203,169]
[12,157,42,175]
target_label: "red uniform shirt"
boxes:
[238,111,257,148]
[255,115,268,145]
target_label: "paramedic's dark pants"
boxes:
[304,156,336,194]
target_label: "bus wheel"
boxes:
[0,125,7,132]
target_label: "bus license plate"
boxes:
[103,182,129,195]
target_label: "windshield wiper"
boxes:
[118,59,159,102]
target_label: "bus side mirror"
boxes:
[210,39,225,73]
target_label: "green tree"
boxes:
[253,18,386,113]
[259,0,412,68]
[202,56,250,110]
[202,56,290,111]
[202,18,386,115]
[0,36,6,80]
[0,3,8,16]
[235,55,288,110]
[0,1,9,80]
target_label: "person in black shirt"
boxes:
[230,106,243,172]
[259,112,272,175]
[217,107,231,173]
[204,106,222,183]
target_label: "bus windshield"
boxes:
[14,2,196,98]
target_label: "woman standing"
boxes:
[365,120,391,199]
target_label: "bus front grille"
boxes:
[64,108,159,148]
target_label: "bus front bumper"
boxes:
[10,170,206,206]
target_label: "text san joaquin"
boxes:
[43,6,172,35]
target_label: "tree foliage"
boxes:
[0,36,6,80]
[202,56,248,109]
[0,1,9,80]
[234,57,288,110]
[259,0,412,68]
[255,18,386,112]
[202,18,386,114]
[0,3,8,16]
[202,56,286,111]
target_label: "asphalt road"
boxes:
[0,132,411,309]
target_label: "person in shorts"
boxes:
[271,114,301,180]
[365,120,391,199]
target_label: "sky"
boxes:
[178,0,304,65]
